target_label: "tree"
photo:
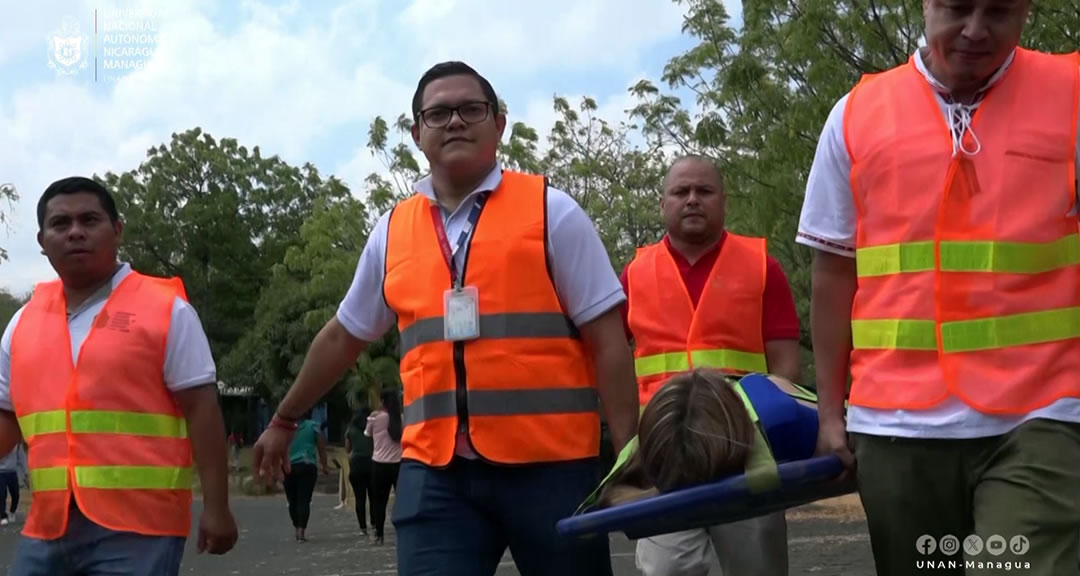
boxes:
[220,190,403,406]
[0,289,25,331]
[0,183,18,263]
[99,127,351,356]
[220,193,371,400]
[543,96,669,270]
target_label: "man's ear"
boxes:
[114,219,124,244]
[411,122,422,150]
[37,230,45,255]
[495,113,507,140]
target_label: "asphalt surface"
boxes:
[0,494,875,575]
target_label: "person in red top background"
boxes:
[619,156,802,384]
[620,155,801,576]
[619,235,801,361]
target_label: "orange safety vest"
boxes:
[626,233,768,405]
[10,272,194,540]
[844,47,1080,414]
[383,170,600,467]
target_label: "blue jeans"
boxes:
[9,502,186,576]
[393,457,613,576]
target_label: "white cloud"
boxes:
[1,0,694,295]
[397,0,686,80]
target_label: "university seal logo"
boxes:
[47,16,90,77]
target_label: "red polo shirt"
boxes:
[619,232,801,342]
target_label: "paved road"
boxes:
[0,494,874,575]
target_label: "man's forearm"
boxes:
[277,317,367,420]
[810,251,857,422]
[175,385,230,511]
[580,308,640,453]
[0,411,21,460]
[765,339,803,384]
[595,345,639,454]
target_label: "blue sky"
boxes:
[0,0,739,294]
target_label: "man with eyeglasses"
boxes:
[252,61,639,575]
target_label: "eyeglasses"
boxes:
[417,101,492,129]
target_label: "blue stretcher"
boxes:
[556,455,857,541]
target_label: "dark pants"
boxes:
[853,418,1080,576]
[370,460,399,538]
[393,457,613,576]
[11,503,184,576]
[349,456,373,531]
[0,471,19,518]
[283,462,318,529]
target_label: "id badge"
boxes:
[444,286,480,341]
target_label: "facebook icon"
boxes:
[917,534,938,555]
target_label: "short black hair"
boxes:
[411,61,499,120]
[37,176,119,230]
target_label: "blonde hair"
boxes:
[595,369,757,508]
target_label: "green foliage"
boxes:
[100,127,351,357]
[0,183,17,263]
[0,289,26,332]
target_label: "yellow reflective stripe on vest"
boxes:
[575,435,640,515]
[18,410,67,440]
[75,466,193,490]
[788,382,819,404]
[856,234,1080,277]
[635,350,768,378]
[29,467,68,492]
[17,410,188,441]
[853,306,1080,353]
[851,319,937,350]
[731,382,780,494]
[71,411,188,438]
[635,352,690,377]
[29,466,193,492]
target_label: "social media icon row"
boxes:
[916,534,1029,556]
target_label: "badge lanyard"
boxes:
[429,192,490,290]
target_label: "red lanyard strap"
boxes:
[428,191,490,288]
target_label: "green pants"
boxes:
[853,418,1080,576]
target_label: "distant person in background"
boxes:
[284,411,329,542]
[365,388,402,546]
[346,405,375,538]
[0,442,25,525]
[228,430,243,472]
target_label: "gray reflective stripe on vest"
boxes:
[403,387,599,426]
[399,312,581,356]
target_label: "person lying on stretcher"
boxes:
[582,369,819,511]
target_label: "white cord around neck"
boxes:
[949,101,983,158]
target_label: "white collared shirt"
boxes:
[795,50,1080,438]
[0,263,218,412]
[336,163,626,341]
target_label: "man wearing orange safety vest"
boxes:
[0,177,238,575]
[798,1,1080,574]
[252,61,640,576]
[622,156,803,576]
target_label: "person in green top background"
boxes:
[284,411,328,542]
[346,405,375,539]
